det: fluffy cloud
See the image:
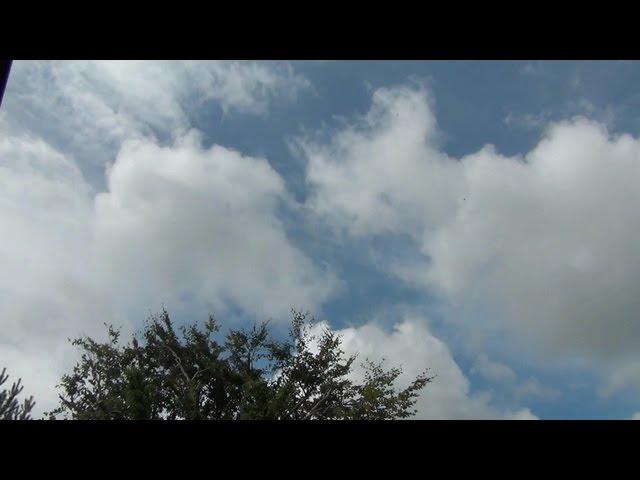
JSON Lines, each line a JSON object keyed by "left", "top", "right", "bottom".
{"left": 302, "top": 83, "right": 640, "bottom": 391}
{"left": 302, "top": 85, "right": 460, "bottom": 237}
{"left": 310, "top": 317, "right": 536, "bottom": 419}
{"left": 6, "top": 63, "right": 639, "bottom": 417}
{"left": 0, "top": 127, "right": 336, "bottom": 415}
{"left": 0, "top": 129, "right": 120, "bottom": 415}
{"left": 3, "top": 61, "right": 309, "bottom": 170}
{"left": 93, "top": 130, "right": 336, "bottom": 319}
{"left": 0, "top": 129, "right": 103, "bottom": 341}
{"left": 0, "top": 62, "right": 324, "bottom": 416}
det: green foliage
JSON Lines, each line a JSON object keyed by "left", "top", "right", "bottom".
{"left": 0, "top": 368, "right": 35, "bottom": 420}
{"left": 48, "top": 309, "right": 433, "bottom": 420}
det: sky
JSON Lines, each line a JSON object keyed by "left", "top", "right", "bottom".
{"left": 2, "top": 60, "right": 640, "bottom": 419}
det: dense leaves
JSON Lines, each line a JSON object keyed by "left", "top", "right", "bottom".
{"left": 0, "top": 368, "right": 35, "bottom": 420}
{"left": 48, "top": 310, "right": 433, "bottom": 420}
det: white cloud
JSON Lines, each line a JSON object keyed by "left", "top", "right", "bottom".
{"left": 423, "top": 119, "right": 640, "bottom": 361}
{"left": 470, "top": 355, "right": 559, "bottom": 401}
{"left": 302, "top": 83, "right": 640, "bottom": 392}
{"left": 0, "top": 130, "right": 121, "bottom": 416}
{"left": 471, "top": 353, "right": 517, "bottom": 383}
{"left": 514, "top": 378, "right": 560, "bottom": 401}
{"left": 0, "top": 61, "right": 323, "bottom": 416}
{"left": 6, "top": 64, "right": 640, "bottom": 418}
{"left": 3, "top": 60, "right": 309, "bottom": 169}
{"left": 310, "top": 317, "right": 536, "bottom": 419}
{"left": 93, "top": 130, "right": 336, "bottom": 319}
{"left": 0, "top": 130, "right": 101, "bottom": 340}
{"left": 0, "top": 127, "right": 336, "bottom": 415}
{"left": 302, "top": 85, "right": 460, "bottom": 238}
{"left": 504, "top": 99, "right": 616, "bottom": 132}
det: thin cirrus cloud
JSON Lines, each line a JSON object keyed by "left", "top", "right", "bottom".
{"left": 300, "top": 82, "right": 640, "bottom": 394}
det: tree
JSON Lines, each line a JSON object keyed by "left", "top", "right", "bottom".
{"left": 0, "top": 368, "right": 35, "bottom": 420}
{"left": 48, "top": 309, "right": 433, "bottom": 420}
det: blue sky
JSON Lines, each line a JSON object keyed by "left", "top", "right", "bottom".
{"left": 2, "top": 60, "right": 640, "bottom": 418}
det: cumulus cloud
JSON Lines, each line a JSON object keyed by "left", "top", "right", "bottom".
{"left": 93, "top": 130, "right": 336, "bottom": 319}
{"left": 0, "top": 129, "right": 121, "bottom": 415}
{"left": 302, "top": 85, "right": 460, "bottom": 238}
{"left": 3, "top": 60, "right": 309, "bottom": 169}
{"left": 310, "top": 317, "right": 536, "bottom": 419}
{"left": 0, "top": 127, "right": 336, "bottom": 414}
{"left": 6, "top": 63, "right": 638, "bottom": 417}
{"left": 0, "top": 129, "right": 103, "bottom": 340}
{"left": 302, "top": 83, "right": 640, "bottom": 391}
{"left": 0, "top": 61, "right": 324, "bottom": 415}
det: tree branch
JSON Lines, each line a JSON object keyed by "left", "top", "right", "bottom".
{"left": 303, "top": 386, "right": 334, "bottom": 420}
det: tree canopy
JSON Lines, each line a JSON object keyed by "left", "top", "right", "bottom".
{"left": 0, "top": 368, "right": 35, "bottom": 420}
{"left": 47, "top": 309, "right": 433, "bottom": 420}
